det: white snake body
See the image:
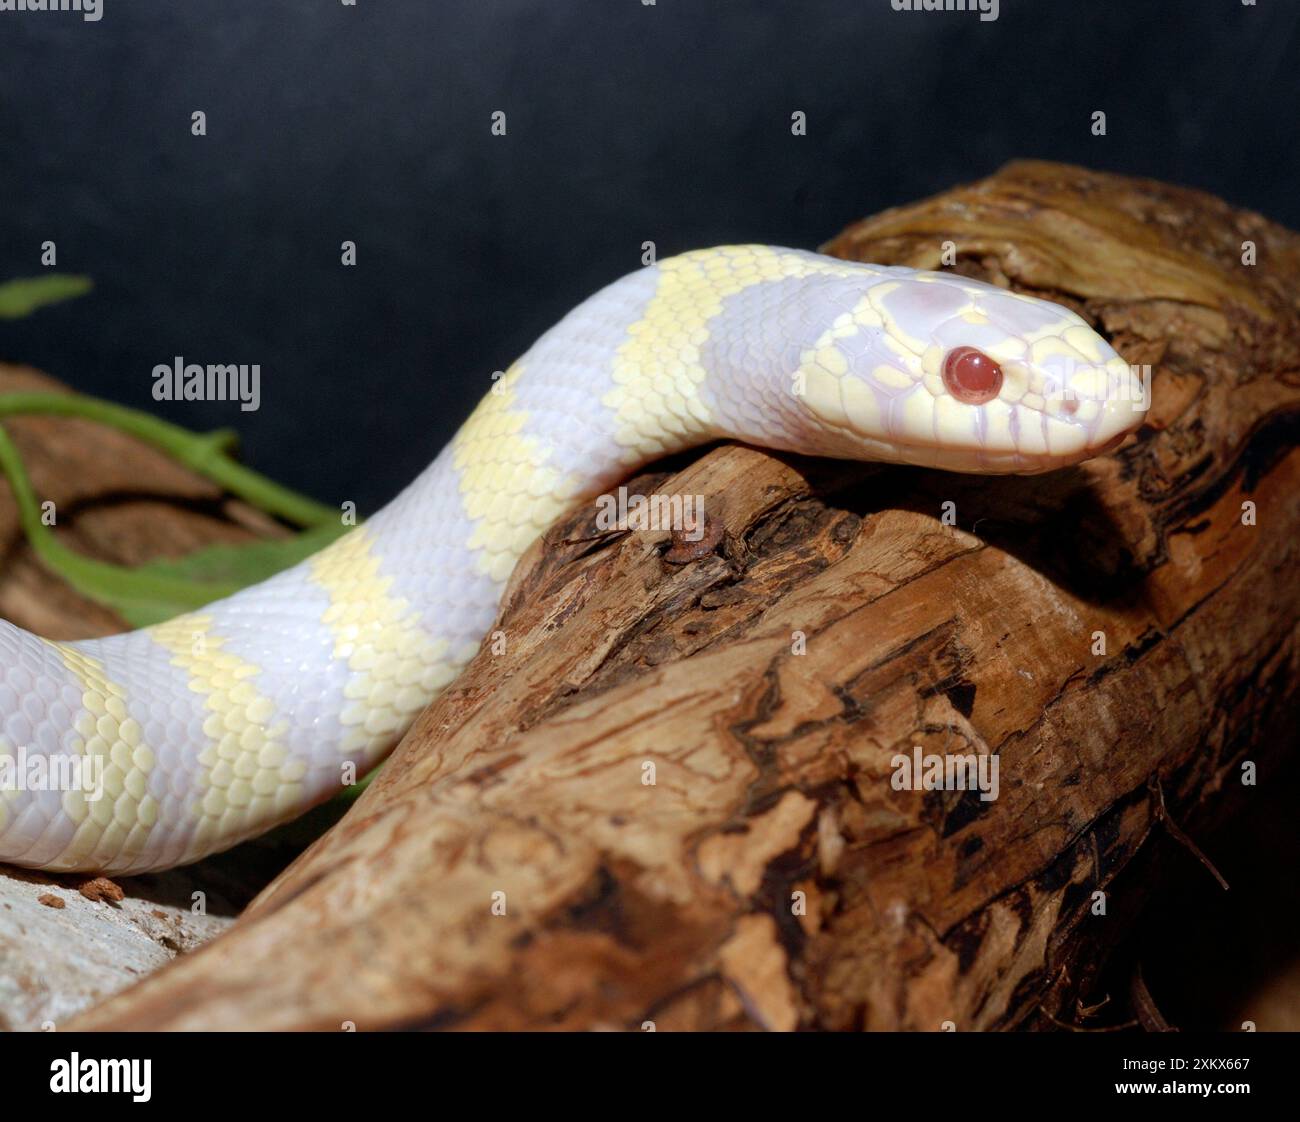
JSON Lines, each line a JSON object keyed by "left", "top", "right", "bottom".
{"left": 0, "top": 246, "right": 1145, "bottom": 873}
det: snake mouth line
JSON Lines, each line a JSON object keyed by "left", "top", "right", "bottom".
{"left": 1086, "top": 431, "right": 1132, "bottom": 457}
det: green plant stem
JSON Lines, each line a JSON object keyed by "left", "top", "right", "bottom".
{"left": 0, "top": 422, "right": 242, "bottom": 613}
{"left": 0, "top": 392, "right": 336, "bottom": 528}
{"left": 0, "top": 275, "right": 93, "bottom": 319}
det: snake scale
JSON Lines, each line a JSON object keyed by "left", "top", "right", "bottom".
{"left": 0, "top": 245, "right": 1146, "bottom": 873}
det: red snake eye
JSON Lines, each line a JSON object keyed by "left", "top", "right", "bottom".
{"left": 942, "top": 346, "right": 1003, "bottom": 405}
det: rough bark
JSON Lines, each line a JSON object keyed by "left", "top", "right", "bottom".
{"left": 0, "top": 365, "right": 308, "bottom": 1030}
{"left": 41, "top": 161, "right": 1300, "bottom": 1030}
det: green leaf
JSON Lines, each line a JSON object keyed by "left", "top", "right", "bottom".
{"left": 0, "top": 392, "right": 338, "bottom": 527}
{"left": 0, "top": 275, "right": 93, "bottom": 320}
{"left": 56, "top": 524, "right": 349, "bottom": 629}
{"left": 135, "top": 521, "right": 348, "bottom": 588}
{"left": 0, "top": 422, "right": 349, "bottom": 628}
{"left": 117, "top": 522, "right": 350, "bottom": 623}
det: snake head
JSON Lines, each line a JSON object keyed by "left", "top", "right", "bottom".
{"left": 797, "top": 270, "right": 1149, "bottom": 474}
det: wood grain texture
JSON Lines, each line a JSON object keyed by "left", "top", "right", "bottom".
{"left": 49, "top": 161, "right": 1300, "bottom": 1030}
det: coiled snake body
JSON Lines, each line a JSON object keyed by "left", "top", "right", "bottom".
{"left": 0, "top": 246, "right": 1145, "bottom": 872}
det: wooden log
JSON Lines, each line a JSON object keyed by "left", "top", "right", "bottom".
{"left": 53, "top": 161, "right": 1300, "bottom": 1030}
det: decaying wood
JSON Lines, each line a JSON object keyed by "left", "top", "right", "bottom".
{"left": 0, "top": 365, "right": 307, "bottom": 1030}
{"left": 30, "top": 161, "right": 1300, "bottom": 1030}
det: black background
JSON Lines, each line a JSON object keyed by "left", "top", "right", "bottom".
{"left": 1, "top": 0, "right": 1297, "bottom": 512}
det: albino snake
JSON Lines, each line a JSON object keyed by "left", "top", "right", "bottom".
{"left": 0, "top": 245, "right": 1147, "bottom": 873}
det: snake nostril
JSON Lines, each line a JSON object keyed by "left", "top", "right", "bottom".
{"left": 942, "top": 346, "right": 1003, "bottom": 406}
{"left": 1060, "top": 397, "right": 1080, "bottom": 416}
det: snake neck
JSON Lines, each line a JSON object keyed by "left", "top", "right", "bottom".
{"left": 0, "top": 247, "right": 873, "bottom": 873}
{"left": 440, "top": 246, "right": 891, "bottom": 573}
